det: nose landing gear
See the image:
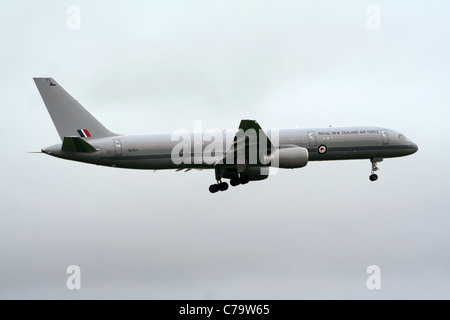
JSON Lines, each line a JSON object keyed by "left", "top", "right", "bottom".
{"left": 370, "top": 158, "right": 383, "bottom": 182}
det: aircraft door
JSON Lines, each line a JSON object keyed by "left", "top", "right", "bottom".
{"left": 307, "top": 131, "right": 317, "bottom": 147}
{"left": 114, "top": 139, "right": 122, "bottom": 156}
{"left": 381, "top": 130, "right": 389, "bottom": 144}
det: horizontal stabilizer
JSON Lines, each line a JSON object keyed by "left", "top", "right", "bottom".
{"left": 62, "top": 137, "right": 98, "bottom": 152}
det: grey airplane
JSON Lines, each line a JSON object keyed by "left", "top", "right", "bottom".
{"left": 34, "top": 78, "right": 418, "bottom": 193}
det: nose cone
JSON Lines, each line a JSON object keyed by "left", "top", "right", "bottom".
{"left": 408, "top": 142, "right": 418, "bottom": 155}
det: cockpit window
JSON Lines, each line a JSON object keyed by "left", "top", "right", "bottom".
{"left": 398, "top": 134, "right": 407, "bottom": 140}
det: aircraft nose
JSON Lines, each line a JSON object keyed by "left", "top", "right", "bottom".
{"left": 409, "top": 142, "right": 418, "bottom": 154}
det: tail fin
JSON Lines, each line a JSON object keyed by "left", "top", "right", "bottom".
{"left": 34, "top": 77, "right": 116, "bottom": 141}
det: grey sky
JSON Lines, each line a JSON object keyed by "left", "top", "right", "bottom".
{"left": 0, "top": 0, "right": 449, "bottom": 299}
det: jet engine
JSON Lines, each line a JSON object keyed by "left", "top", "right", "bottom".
{"left": 267, "top": 146, "right": 309, "bottom": 169}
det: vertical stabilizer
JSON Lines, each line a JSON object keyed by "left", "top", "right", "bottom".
{"left": 34, "top": 77, "right": 116, "bottom": 141}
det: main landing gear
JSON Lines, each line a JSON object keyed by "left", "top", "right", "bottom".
{"left": 209, "top": 171, "right": 250, "bottom": 193}
{"left": 369, "top": 158, "right": 383, "bottom": 182}
{"left": 230, "top": 175, "right": 250, "bottom": 187}
{"left": 209, "top": 182, "right": 229, "bottom": 193}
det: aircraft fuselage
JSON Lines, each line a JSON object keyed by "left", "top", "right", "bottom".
{"left": 42, "top": 126, "right": 418, "bottom": 170}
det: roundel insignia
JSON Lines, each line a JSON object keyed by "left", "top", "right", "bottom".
{"left": 318, "top": 145, "right": 327, "bottom": 154}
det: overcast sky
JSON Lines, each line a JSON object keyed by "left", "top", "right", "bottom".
{"left": 1, "top": 0, "right": 449, "bottom": 299}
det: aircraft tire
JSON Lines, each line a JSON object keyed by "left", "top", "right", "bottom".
{"left": 219, "top": 182, "right": 229, "bottom": 191}
{"left": 209, "top": 184, "right": 220, "bottom": 193}
{"left": 240, "top": 175, "right": 250, "bottom": 185}
{"left": 230, "top": 177, "right": 240, "bottom": 187}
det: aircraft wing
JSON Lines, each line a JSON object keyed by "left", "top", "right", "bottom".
{"left": 214, "top": 120, "right": 274, "bottom": 167}
{"left": 238, "top": 119, "right": 274, "bottom": 150}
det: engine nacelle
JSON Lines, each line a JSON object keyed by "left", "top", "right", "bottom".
{"left": 267, "top": 146, "right": 309, "bottom": 169}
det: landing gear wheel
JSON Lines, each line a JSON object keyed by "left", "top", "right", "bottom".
{"left": 369, "top": 158, "right": 382, "bottom": 182}
{"left": 230, "top": 177, "right": 240, "bottom": 187}
{"left": 219, "top": 182, "right": 229, "bottom": 191}
{"left": 209, "top": 184, "right": 220, "bottom": 193}
{"left": 240, "top": 175, "right": 250, "bottom": 185}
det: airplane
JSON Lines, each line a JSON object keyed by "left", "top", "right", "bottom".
{"left": 34, "top": 78, "right": 418, "bottom": 193}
